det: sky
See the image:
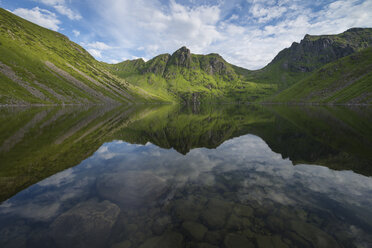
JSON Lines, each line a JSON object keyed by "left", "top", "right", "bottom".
{"left": 1, "top": 0, "right": 372, "bottom": 69}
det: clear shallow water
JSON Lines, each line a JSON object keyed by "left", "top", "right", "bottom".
{"left": 0, "top": 105, "right": 371, "bottom": 248}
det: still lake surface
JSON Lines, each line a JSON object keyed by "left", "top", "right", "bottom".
{"left": 0, "top": 104, "right": 371, "bottom": 248}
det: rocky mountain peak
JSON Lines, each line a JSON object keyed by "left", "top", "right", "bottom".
{"left": 169, "top": 46, "right": 192, "bottom": 67}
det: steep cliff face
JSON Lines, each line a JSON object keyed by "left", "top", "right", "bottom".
{"left": 250, "top": 28, "right": 372, "bottom": 88}
{"left": 271, "top": 28, "right": 372, "bottom": 73}
{"left": 167, "top": 46, "right": 192, "bottom": 68}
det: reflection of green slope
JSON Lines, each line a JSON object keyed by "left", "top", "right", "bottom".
{"left": 118, "top": 104, "right": 372, "bottom": 175}
{"left": 117, "top": 105, "right": 274, "bottom": 154}
{"left": 0, "top": 105, "right": 162, "bottom": 202}
{"left": 249, "top": 105, "right": 372, "bottom": 176}
{"left": 1, "top": 104, "right": 371, "bottom": 202}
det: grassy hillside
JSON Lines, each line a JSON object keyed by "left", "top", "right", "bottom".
{"left": 270, "top": 48, "right": 372, "bottom": 104}
{"left": 248, "top": 28, "right": 372, "bottom": 89}
{"left": 0, "top": 8, "right": 163, "bottom": 104}
{"left": 109, "top": 47, "right": 277, "bottom": 103}
{"left": 1, "top": 8, "right": 371, "bottom": 104}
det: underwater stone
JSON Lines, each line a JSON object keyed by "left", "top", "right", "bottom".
{"left": 233, "top": 204, "right": 254, "bottom": 217}
{"left": 111, "top": 240, "right": 132, "bottom": 248}
{"left": 226, "top": 214, "right": 252, "bottom": 230}
{"left": 200, "top": 198, "right": 232, "bottom": 229}
{"left": 224, "top": 233, "right": 255, "bottom": 248}
{"left": 255, "top": 234, "right": 289, "bottom": 248}
{"left": 182, "top": 221, "right": 208, "bottom": 241}
{"left": 138, "top": 232, "right": 183, "bottom": 248}
{"left": 51, "top": 199, "right": 120, "bottom": 248}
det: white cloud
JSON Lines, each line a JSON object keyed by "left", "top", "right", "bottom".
{"left": 12, "top": 7, "right": 61, "bottom": 31}
{"left": 86, "top": 41, "right": 112, "bottom": 50}
{"left": 37, "top": 0, "right": 81, "bottom": 20}
{"left": 72, "top": 29, "right": 80, "bottom": 37}
{"left": 87, "top": 49, "right": 102, "bottom": 58}
{"left": 84, "top": 0, "right": 371, "bottom": 69}
{"left": 83, "top": 41, "right": 113, "bottom": 59}
{"left": 54, "top": 4, "right": 81, "bottom": 20}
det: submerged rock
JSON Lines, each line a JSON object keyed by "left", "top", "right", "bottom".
{"left": 151, "top": 216, "right": 172, "bottom": 235}
{"left": 50, "top": 199, "right": 120, "bottom": 248}
{"left": 182, "top": 221, "right": 208, "bottom": 241}
{"left": 111, "top": 240, "right": 132, "bottom": 248}
{"left": 197, "top": 243, "right": 219, "bottom": 248}
{"left": 173, "top": 196, "right": 206, "bottom": 221}
{"left": 201, "top": 198, "right": 232, "bottom": 229}
{"left": 224, "top": 233, "right": 255, "bottom": 248}
{"left": 255, "top": 234, "right": 289, "bottom": 248}
{"left": 96, "top": 171, "right": 168, "bottom": 207}
{"left": 226, "top": 214, "right": 252, "bottom": 230}
{"left": 289, "top": 220, "right": 340, "bottom": 247}
{"left": 139, "top": 232, "right": 183, "bottom": 248}
{"left": 233, "top": 204, "right": 254, "bottom": 218}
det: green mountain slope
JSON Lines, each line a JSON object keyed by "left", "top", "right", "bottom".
{"left": 249, "top": 28, "right": 372, "bottom": 89}
{"left": 270, "top": 48, "right": 372, "bottom": 104}
{"left": 1, "top": 8, "right": 371, "bottom": 104}
{"left": 0, "top": 8, "right": 163, "bottom": 105}
{"left": 108, "top": 47, "right": 277, "bottom": 103}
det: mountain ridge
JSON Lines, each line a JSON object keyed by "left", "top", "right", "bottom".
{"left": 1, "top": 8, "right": 371, "bottom": 105}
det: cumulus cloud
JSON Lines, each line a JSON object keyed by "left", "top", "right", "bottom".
{"left": 37, "top": 0, "right": 81, "bottom": 20}
{"left": 84, "top": 0, "right": 372, "bottom": 69}
{"left": 72, "top": 29, "right": 80, "bottom": 37}
{"left": 83, "top": 41, "right": 113, "bottom": 59}
{"left": 12, "top": 7, "right": 61, "bottom": 31}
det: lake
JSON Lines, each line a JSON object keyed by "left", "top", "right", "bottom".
{"left": 0, "top": 104, "right": 371, "bottom": 248}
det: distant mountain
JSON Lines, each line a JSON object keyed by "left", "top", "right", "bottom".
{"left": 1, "top": 7, "right": 371, "bottom": 105}
{"left": 270, "top": 47, "right": 372, "bottom": 104}
{"left": 0, "top": 8, "right": 163, "bottom": 105}
{"left": 249, "top": 28, "right": 372, "bottom": 89}
{"left": 109, "top": 46, "right": 276, "bottom": 103}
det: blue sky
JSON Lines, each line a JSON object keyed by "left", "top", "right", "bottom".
{"left": 1, "top": 0, "right": 372, "bottom": 69}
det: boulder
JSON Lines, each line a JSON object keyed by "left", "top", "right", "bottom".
{"left": 51, "top": 199, "right": 120, "bottom": 248}
{"left": 224, "top": 233, "right": 255, "bottom": 248}
{"left": 139, "top": 232, "right": 183, "bottom": 248}
{"left": 182, "top": 221, "right": 208, "bottom": 241}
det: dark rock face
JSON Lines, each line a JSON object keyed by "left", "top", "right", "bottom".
{"left": 169, "top": 46, "right": 192, "bottom": 68}
{"left": 270, "top": 28, "right": 372, "bottom": 73}
{"left": 50, "top": 199, "right": 120, "bottom": 248}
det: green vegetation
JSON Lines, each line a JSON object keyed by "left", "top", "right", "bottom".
{"left": 1, "top": 104, "right": 371, "bottom": 202}
{"left": 0, "top": 8, "right": 164, "bottom": 104}
{"left": 108, "top": 47, "right": 277, "bottom": 103}
{"left": 0, "top": 8, "right": 371, "bottom": 104}
{"left": 270, "top": 48, "right": 372, "bottom": 104}
{"left": 248, "top": 28, "right": 372, "bottom": 89}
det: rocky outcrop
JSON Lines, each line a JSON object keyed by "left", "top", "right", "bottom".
{"left": 269, "top": 28, "right": 372, "bottom": 73}
{"left": 168, "top": 46, "right": 192, "bottom": 68}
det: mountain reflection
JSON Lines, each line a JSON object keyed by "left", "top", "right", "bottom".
{"left": 0, "top": 104, "right": 371, "bottom": 247}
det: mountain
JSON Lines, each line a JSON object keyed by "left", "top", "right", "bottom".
{"left": 270, "top": 48, "right": 372, "bottom": 104}
{"left": 108, "top": 46, "right": 277, "bottom": 103}
{"left": 1, "top": 8, "right": 371, "bottom": 105}
{"left": 249, "top": 28, "right": 372, "bottom": 89}
{"left": 0, "top": 8, "right": 163, "bottom": 105}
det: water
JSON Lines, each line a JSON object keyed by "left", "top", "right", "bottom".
{"left": 0, "top": 104, "right": 371, "bottom": 248}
